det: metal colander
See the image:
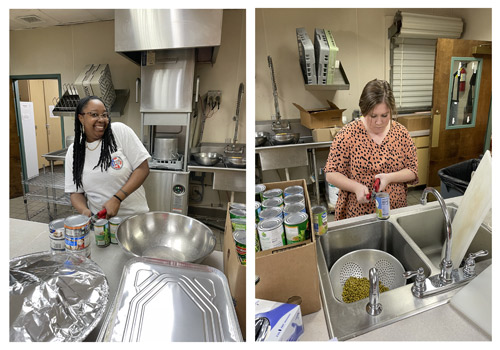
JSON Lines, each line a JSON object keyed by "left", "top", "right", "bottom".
{"left": 329, "top": 249, "right": 406, "bottom": 302}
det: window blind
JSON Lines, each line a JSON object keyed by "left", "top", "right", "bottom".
{"left": 389, "top": 11, "right": 463, "bottom": 112}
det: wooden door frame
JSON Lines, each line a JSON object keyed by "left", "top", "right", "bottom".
{"left": 428, "top": 39, "right": 492, "bottom": 187}
{"left": 10, "top": 74, "right": 63, "bottom": 186}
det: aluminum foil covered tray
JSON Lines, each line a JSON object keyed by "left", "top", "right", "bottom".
{"left": 98, "top": 257, "right": 243, "bottom": 342}
{"left": 9, "top": 251, "right": 109, "bottom": 342}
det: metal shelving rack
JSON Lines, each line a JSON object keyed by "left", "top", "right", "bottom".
{"left": 21, "top": 149, "right": 71, "bottom": 221}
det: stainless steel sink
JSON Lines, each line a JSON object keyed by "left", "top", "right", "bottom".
{"left": 316, "top": 203, "right": 492, "bottom": 340}
{"left": 396, "top": 205, "right": 492, "bottom": 269}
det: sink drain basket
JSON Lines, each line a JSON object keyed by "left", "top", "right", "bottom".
{"left": 329, "top": 249, "right": 405, "bottom": 302}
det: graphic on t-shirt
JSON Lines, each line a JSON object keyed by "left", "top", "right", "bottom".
{"left": 111, "top": 156, "right": 123, "bottom": 170}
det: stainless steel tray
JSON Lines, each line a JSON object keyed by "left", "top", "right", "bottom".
{"left": 98, "top": 257, "right": 242, "bottom": 342}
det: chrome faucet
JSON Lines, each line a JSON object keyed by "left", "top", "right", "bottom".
{"left": 366, "top": 268, "right": 382, "bottom": 316}
{"left": 420, "top": 187, "right": 453, "bottom": 283}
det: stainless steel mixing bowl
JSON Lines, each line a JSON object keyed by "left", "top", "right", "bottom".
{"left": 255, "top": 131, "right": 270, "bottom": 147}
{"left": 117, "top": 212, "right": 216, "bottom": 264}
{"left": 192, "top": 152, "right": 222, "bottom": 166}
{"left": 224, "top": 156, "right": 246, "bottom": 168}
{"left": 271, "top": 132, "right": 300, "bottom": 145}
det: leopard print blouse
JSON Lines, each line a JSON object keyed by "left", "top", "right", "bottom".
{"left": 324, "top": 119, "right": 418, "bottom": 220}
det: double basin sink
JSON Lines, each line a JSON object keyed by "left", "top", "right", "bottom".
{"left": 316, "top": 202, "right": 492, "bottom": 340}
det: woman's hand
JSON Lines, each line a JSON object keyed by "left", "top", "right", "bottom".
{"left": 102, "top": 196, "right": 121, "bottom": 218}
{"left": 374, "top": 173, "right": 391, "bottom": 192}
{"left": 355, "top": 183, "right": 371, "bottom": 204}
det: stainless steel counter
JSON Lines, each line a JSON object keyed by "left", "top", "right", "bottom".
{"left": 9, "top": 218, "right": 224, "bottom": 342}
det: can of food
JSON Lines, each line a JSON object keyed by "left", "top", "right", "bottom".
{"left": 262, "top": 188, "right": 283, "bottom": 201}
{"left": 283, "top": 202, "right": 306, "bottom": 217}
{"left": 255, "top": 202, "right": 262, "bottom": 223}
{"left": 255, "top": 223, "right": 261, "bottom": 252}
{"left": 311, "top": 205, "right": 328, "bottom": 235}
{"left": 64, "top": 215, "right": 91, "bottom": 257}
{"left": 48, "top": 218, "right": 65, "bottom": 252}
{"left": 230, "top": 202, "right": 246, "bottom": 211}
{"left": 94, "top": 218, "right": 110, "bottom": 247}
{"left": 230, "top": 209, "right": 246, "bottom": 220}
{"left": 284, "top": 185, "right": 304, "bottom": 197}
{"left": 283, "top": 193, "right": 305, "bottom": 206}
{"left": 108, "top": 216, "right": 123, "bottom": 244}
{"left": 231, "top": 218, "right": 246, "bottom": 231}
{"left": 233, "top": 230, "right": 246, "bottom": 265}
{"left": 258, "top": 206, "right": 283, "bottom": 222}
{"left": 284, "top": 212, "right": 310, "bottom": 244}
{"left": 257, "top": 218, "right": 286, "bottom": 250}
{"left": 261, "top": 197, "right": 283, "bottom": 209}
{"left": 255, "top": 184, "right": 266, "bottom": 202}
{"left": 375, "top": 193, "right": 390, "bottom": 220}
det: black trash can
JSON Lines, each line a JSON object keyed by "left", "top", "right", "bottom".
{"left": 438, "top": 157, "right": 481, "bottom": 199}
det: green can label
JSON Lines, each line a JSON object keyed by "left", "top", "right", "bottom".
{"left": 233, "top": 230, "right": 246, "bottom": 265}
{"left": 312, "top": 206, "right": 328, "bottom": 235}
{"left": 94, "top": 219, "right": 110, "bottom": 247}
{"left": 231, "top": 218, "right": 246, "bottom": 231}
{"left": 255, "top": 224, "right": 261, "bottom": 252}
{"left": 284, "top": 212, "right": 310, "bottom": 244}
{"left": 230, "top": 209, "right": 246, "bottom": 220}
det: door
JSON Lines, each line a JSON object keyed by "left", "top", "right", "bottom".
{"left": 428, "top": 38, "right": 492, "bottom": 187}
{"left": 10, "top": 80, "right": 23, "bottom": 198}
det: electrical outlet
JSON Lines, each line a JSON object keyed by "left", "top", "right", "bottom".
{"left": 191, "top": 185, "right": 201, "bottom": 196}
{"left": 207, "top": 90, "right": 222, "bottom": 108}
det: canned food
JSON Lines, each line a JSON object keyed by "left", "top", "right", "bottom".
{"left": 64, "top": 215, "right": 91, "bottom": 257}
{"left": 283, "top": 202, "right": 306, "bottom": 217}
{"left": 230, "top": 202, "right": 246, "bottom": 210}
{"left": 284, "top": 185, "right": 304, "bottom": 197}
{"left": 108, "top": 216, "right": 123, "bottom": 244}
{"left": 255, "top": 223, "right": 261, "bottom": 252}
{"left": 255, "top": 184, "right": 266, "bottom": 202}
{"left": 311, "top": 206, "right": 328, "bottom": 235}
{"left": 261, "top": 197, "right": 283, "bottom": 209}
{"left": 283, "top": 194, "right": 305, "bottom": 206}
{"left": 230, "top": 209, "right": 246, "bottom": 220}
{"left": 255, "top": 202, "right": 262, "bottom": 223}
{"left": 257, "top": 218, "right": 286, "bottom": 250}
{"left": 284, "top": 212, "right": 310, "bottom": 244}
{"left": 48, "top": 218, "right": 65, "bottom": 252}
{"left": 94, "top": 218, "right": 110, "bottom": 247}
{"left": 258, "top": 206, "right": 283, "bottom": 222}
{"left": 262, "top": 188, "right": 283, "bottom": 201}
{"left": 375, "top": 193, "right": 390, "bottom": 220}
{"left": 231, "top": 218, "right": 246, "bottom": 231}
{"left": 233, "top": 230, "right": 246, "bottom": 265}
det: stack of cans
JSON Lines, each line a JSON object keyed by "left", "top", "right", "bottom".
{"left": 230, "top": 203, "right": 246, "bottom": 265}
{"left": 255, "top": 185, "right": 310, "bottom": 252}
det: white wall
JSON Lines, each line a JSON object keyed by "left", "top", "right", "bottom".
{"left": 255, "top": 8, "right": 492, "bottom": 122}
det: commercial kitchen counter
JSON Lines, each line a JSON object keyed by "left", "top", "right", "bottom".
{"left": 300, "top": 196, "right": 492, "bottom": 341}
{"left": 9, "top": 218, "right": 224, "bottom": 342}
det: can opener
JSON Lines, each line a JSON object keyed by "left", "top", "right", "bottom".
{"left": 91, "top": 209, "right": 107, "bottom": 221}
{"left": 366, "top": 178, "right": 381, "bottom": 200}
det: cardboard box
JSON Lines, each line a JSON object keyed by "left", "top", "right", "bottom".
{"left": 293, "top": 100, "right": 345, "bottom": 129}
{"left": 256, "top": 179, "right": 321, "bottom": 316}
{"left": 223, "top": 208, "right": 246, "bottom": 338}
{"left": 397, "top": 115, "right": 431, "bottom": 132}
{"left": 312, "top": 126, "right": 341, "bottom": 142}
{"left": 255, "top": 299, "right": 304, "bottom": 341}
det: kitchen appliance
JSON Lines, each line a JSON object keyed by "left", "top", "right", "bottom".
{"left": 115, "top": 10, "right": 223, "bottom": 215}
{"left": 116, "top": 212, "right": 216, "bottom": 263}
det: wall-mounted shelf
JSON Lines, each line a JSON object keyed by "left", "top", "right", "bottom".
{"left": 52, "top": 89, "right": 129, "bottom": 118}
{"left": 304, "top": 62, "right": 350, "bottom": 91}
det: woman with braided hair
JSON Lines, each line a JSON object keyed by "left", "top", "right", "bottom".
{"left": 65, "top": 96, "right": 150, "bottom": 219}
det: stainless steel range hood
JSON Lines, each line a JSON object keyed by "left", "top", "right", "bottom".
{"left": 114, "top": 9, "right": 223, "bottom": 64}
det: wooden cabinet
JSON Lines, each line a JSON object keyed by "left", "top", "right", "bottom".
{"left": 412, "top": 135, "right": 430, "bottom": 187}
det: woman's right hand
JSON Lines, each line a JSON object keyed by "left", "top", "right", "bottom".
{"left": 355, "top": 183, "right": 370, "bottom": 204}
{"left": 82, "top": 208, "right": 92, "bottom": 217}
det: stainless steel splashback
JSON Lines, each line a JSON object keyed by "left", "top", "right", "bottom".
{"left": 140, "top": 49, "right": 195, "bottom": 113}
{"left": 115, "top": 9, "right": 223, "bottom": 64}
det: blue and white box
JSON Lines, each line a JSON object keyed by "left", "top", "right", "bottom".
{"left": 255, "top": 299, "right": 304, "bottom": 341}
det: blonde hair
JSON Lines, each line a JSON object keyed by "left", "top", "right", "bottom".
{"left": 359, "top": 79, "right": 396, "bottom": 117}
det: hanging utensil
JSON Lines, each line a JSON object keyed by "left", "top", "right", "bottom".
{"left": 267, "top": 56, "right": 290, "bottom": 131}
{"left": 232, "top": 83, "right": 244, "bottom": 144}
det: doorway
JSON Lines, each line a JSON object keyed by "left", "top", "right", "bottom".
{"left": 10, "top": 75, "right": 64, "bottom": 198}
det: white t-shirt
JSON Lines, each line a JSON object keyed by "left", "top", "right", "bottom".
{"left": 65, "top": 122, "right": 150, "bottom": 217}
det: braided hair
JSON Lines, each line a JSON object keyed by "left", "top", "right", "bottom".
{"left": 72, "top": 96, "right": 117, "bottom": 190}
